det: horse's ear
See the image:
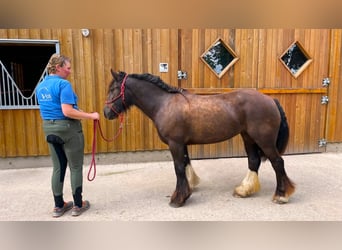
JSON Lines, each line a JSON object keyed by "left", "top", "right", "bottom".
{"left": 110, "top": 69, "right": 120, "bottom": 81}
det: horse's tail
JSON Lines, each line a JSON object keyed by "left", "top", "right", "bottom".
{"left": 274, "top": 98, "right": 289, "bottom": 155}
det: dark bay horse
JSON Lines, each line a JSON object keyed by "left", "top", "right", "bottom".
{"left": 103, "top": 70, "right": 295, "bottom": 207}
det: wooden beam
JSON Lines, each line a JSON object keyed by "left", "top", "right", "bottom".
{"left": 186, "top": 88, "right": 328, "bottom": 95}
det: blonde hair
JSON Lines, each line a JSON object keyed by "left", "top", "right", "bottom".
{"left": 47, "top": 53, "right": 71, "bottom": 74}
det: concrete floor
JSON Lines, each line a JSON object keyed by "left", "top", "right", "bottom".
{"left": 0, "top": 152, "right": 341, "bottom": 221}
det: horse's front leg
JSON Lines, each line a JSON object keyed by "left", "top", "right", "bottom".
{"left": 169, "top": 142, "right": 192, "bottom": 207}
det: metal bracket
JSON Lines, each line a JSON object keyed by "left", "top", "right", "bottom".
{"left": 177, "top": 70, "right": 187, "bottom": 80}
{"left": 318, "top": 139, "right": 327, "bottom": 147}
{"left": 321, "top": 95, "right": 329, "bottom": 104}
{"left": 322, "top": 77, "right": 330, "bottom": 87}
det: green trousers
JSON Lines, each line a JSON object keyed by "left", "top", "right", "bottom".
{"left": 43, "top": 119, "right": 84, "bottom": 208}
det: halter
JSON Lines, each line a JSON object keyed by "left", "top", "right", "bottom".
{"left": 105, "top": 73, "right": 128, "bottom": 116}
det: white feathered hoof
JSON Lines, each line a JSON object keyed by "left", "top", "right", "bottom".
{"left": 185, "top": 164, "right": 200, "bottom": 190}
{"left": 233, "top": 170, "right": 260, "bottom": 198}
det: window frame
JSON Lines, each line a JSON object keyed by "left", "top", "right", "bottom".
{"left": 279, "top": 40, "right": 313, "bottom": 79}
{"left": 200, "top": 37, "right": 239, "bottom": 79}
{"left": 0, "top": 39, "right": 60, "bottom": 110}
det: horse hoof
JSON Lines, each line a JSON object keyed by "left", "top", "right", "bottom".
{"left": 272, "top": 195, "right": 289, "bottom": 204}
{"left": 169, "top": 201, "right": 184, "bottom": 208}
{"left": 233, "top": 170, "right": 260, "bottom": 198}
{"left": 169, "top": 194, "right": 191, "bottom": 208}
{"left": 233, "top": 183, "right": 259, "bottom": 197}
{"left": 233, "top": 188, "right": 248, "bottom": 198}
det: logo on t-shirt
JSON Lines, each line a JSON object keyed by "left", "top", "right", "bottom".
{"left": 37, "top": 87, "right": 52, "bottom": 101}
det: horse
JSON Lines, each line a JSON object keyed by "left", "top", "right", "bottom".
{"left": 103, "top": 70, "right": 295, "bottom": 207}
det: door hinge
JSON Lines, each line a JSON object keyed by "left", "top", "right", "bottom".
{"left": 322, "top": 77, "right": 330, "bottom": 87}
{"left": 318, "top": 139, "right": 327, "bottom": 147}
{"left": 321, "top": 95, "right": 329, "bottom": 104}
{"left": 177, "top": 70, "right": 187, "bottom": 80}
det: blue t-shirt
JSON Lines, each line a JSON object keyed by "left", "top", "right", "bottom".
{"left": 36, "top": 75, "right": 78, "bottom": 120}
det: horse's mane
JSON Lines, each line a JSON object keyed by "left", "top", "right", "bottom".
{"left": 126, "top": 72, "right": 185, "bottom": 94}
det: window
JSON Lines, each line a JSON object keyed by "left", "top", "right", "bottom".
{"left": 0, "top": 39, "right": 59, "bottom": 109}
{"left": 280, "top": 41, "right": 312, "bottom": 79}
{"left": 201, "top": 38, "right": 239, "bottom": 78}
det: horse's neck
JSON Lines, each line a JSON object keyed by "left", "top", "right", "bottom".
{"left": 127, "top": 81, "right": 169, "bottom": 120}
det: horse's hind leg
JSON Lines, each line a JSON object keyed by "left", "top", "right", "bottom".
{"left": 233, "top": 133, "right": 261, "bottom": 198}
{"left": 169, "top": 143, "right": 192, "bottom": 207}
{"left": 267, "top": 154, "right": 295, "bottom": 203}
{"left": 184, "top": 146, "right": 200, "bottom": 189}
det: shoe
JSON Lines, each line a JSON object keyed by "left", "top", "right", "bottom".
{"left": 71, "top": 200, "right": 90, "bottom": 216}
{"left": 52, "top": 201, "right": 73, "bottom": 218}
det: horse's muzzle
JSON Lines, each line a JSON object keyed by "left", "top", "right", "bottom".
{"left": 103, "top": 106, "right": 117, "bottom": 120}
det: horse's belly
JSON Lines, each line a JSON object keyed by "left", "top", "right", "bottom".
{"left": 184, "top": 106, "right": 241, "bottom": 144}
{"left": 187, "top": 125, "right": 240, "bottom": 144}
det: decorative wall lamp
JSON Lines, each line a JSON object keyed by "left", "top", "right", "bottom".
{"left": 81, "top": 29, "right": 90, "bottom": 37}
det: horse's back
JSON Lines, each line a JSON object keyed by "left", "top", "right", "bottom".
{"left": 205, "top": 89, "right": 281, "bottom": 133}
{"left": 185, "top": 89, "right": 277, "bottom": 114}
{"left": 232, "top": 89, "right": 277, "bottom": 109}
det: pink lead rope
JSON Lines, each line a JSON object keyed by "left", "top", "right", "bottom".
{"left": 87, "top": 115, "right": 124, "bottom": 181}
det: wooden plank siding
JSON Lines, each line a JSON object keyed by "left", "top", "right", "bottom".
{"left": 326, "top": 29, "right": 342, "bottom": 142}
{"left": 0, "top": 29, "right": 341, "bottom": 159}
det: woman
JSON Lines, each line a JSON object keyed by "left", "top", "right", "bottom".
{"left": 36, "top": 53, "right": 100, "bottom": 217}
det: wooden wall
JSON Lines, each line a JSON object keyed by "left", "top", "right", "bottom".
{"left": 326, "top": 29, "right": 342, "bottom": 142}
{"left": 0, "top": 29, "right": 341, "bottom": 158}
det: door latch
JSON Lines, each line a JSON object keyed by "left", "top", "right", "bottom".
{"left": 321, "top": 96, "right": 329, "bottom": 104}
{"left": 177, "top": 70, "right": 187, "bottom": 80}
{"left": 322, "top": 77, "right": 330, "bottom": 87}
{"left": 318, "top": 139, "right": 327, "bottom": 147}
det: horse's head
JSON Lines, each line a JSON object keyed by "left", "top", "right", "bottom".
{"left": 103, "top": 69, "right": 128, "bottom": 120}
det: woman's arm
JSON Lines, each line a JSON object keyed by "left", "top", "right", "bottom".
{"left": 62, "top": 104, "right": 100, "bottom": 120}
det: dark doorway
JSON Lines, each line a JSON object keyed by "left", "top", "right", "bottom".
{"left": 0, "top": 41, "right": 57, "bottom": 97}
